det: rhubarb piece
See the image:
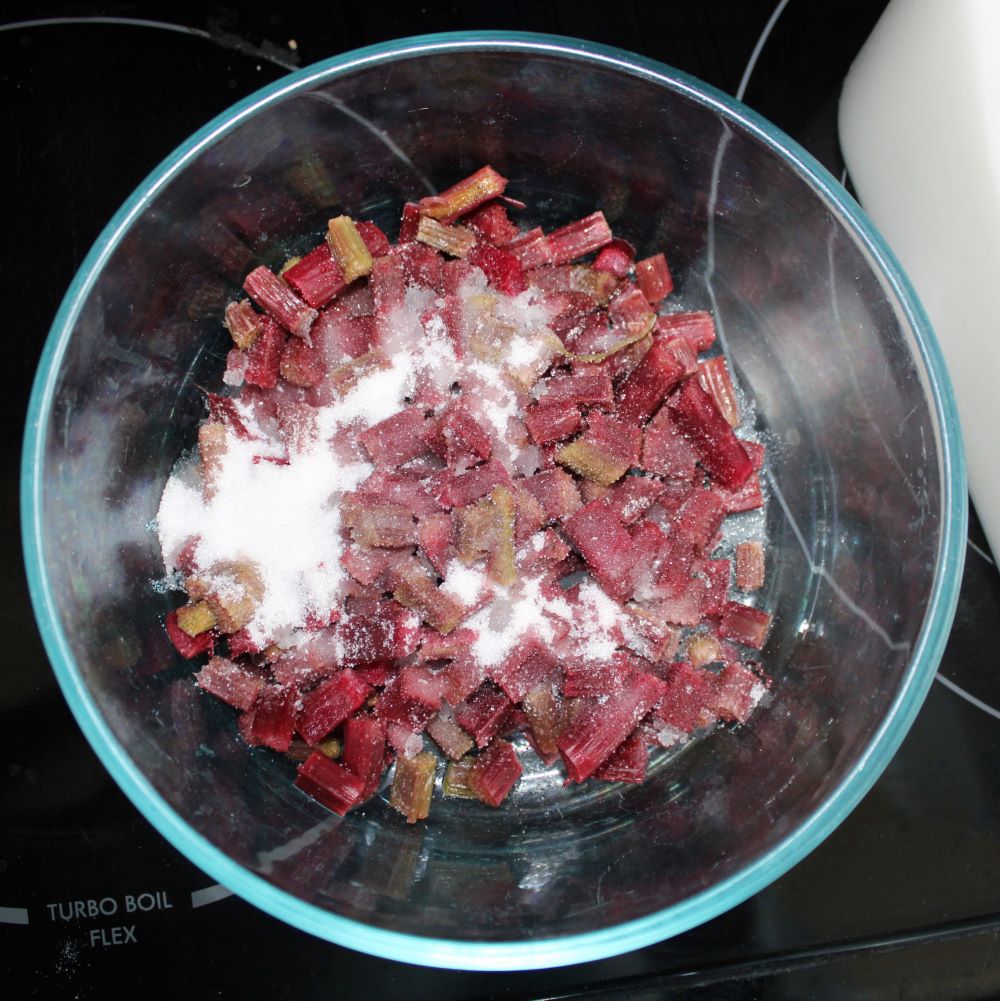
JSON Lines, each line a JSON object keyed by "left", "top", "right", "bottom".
{"left": 358, "top": 406, "right": 431, "bottom": 466}
{"left": 605, "top": 475, "right": 664, "bottom": 525}
{"left": 186, "top": 560, "right": 264, "bottom": 634}
{"left": 528, "top": 265, "right": 618, "bottom": 305}
{"left": 398, "top": 202, "right": 421, "bottom": 242}
{"left": 298, "top": 669, "right": 371, "bottom": 746}
{"left": 417, "top": 514, "right": 453, "bottom": 577}
{"left": 355, "top": 220, "right": 391, "bottom": 258}
{"left": 437, "top": 458, "right": 512, "bottom": 509}
{"left": 243, "top": 683, "right": 297, "bottom": 752}
{"left": 389, "top": 751, "right": 437, "bottom": 823}
{"left": 467, "top": 243, "right": 528, "bottom": 296}
{"left": 442, "top": 757, "right": 480, "bottom": 799}
{"left": 594, "top": 731, "right": 649, "bottom": 783}
{"left": 165, "top": 609, "right": 215, "bottom": 659}
{"left": 423, "top": 401, "right": 492, "bottom": 467}
{"left": 641, "top": 404, "right": 698, "bottom": 480}
{"left": 593, "top": 239, "right": 635, "bottom": 278}
{"left": 195, "top": 656, "right": 264, "bottom": 712}
{"left": 283, "top": 245, "right": 349, "bottom": 309}
{"left": 687, "top": 633, "right": 723, "bottom": 669}
{"left": 417, "top": 166, "right": 508, "bottom": 225}
{"left": 341, "top": 500, "right": 418, "bottom": 548}
{"left": 416, "top": 216, "right": 476, "bottom": 258}
{"left": 524, "top": 398, "right": 582, "bottom": 446}
{"left": 634, "top": 253, "right": 674, "bottom": 303}
{"left": 698, "top": 355, "right": 741, "bottom": 428}
{"left": 716, "top": 472, "right": 765, "bottom": 514}
{"left": 709, "top": 662, "right": 768, "bottom": 724}
{"left": 669, "top": 377, "right": 753, "bottom": 490}
{"left": 469, "top": 740, "right": 522, "bottom": 807}
{"left": 718, "top": 602, "right": 772, "bottom": 649}
{"left": 735, "top": 541, "right": 765, "bottom": 591}
{"left": 608, "top": 285, "right": 654, "bottom": 326}
{"left": 426, "top": 709, "right": 475, "bottom": 761}
{"left": 557, "top": 670, "right": 665, "bottom": 782}
{"left": 454, "top": 682, "right": 513, "bottom": 748}
{"left": 243, "top": 265, "right": 318, "bottom": 340}
{"left": 522, "top": 683, "right": 564, "bottom": 762}
{"left": 546, "top": 211, "right": 614, "bottom": 265}
{"left": 564, "top": 498, "right": 640, "bottom": 602}
{"left": 506, "top": 227, "right": 554, "bottom": 268}
{"left": 655, "top": 661, "right": 716, "bottom": 733}
{"left": 465, "top": 202, "right": 521, "bottom": 245}
{"left": 538, "top": 367, "right": 614, "bottom": 409}
{"left": 522, "top": 467, "right": 583, "bottom": 522}
{"left": 326, "top": 215, "right": 375, "bottom": 284}
{"left": 224, "top": 299, "right": 263, "bottom": 349}
{"left": 615, "top": 337, "right": 686, "bottom": 426}
{"left": 698, "top": 558, "right": 732, "bottom": 617}
{"left": 175, "top": 600, "right": 216, "bottom": 637}
{"left": 489, "top": 642, "right": 559, "bottom": 703}
{"left": 556, "top": 411, "right": 642, "bottom": 486}
{"left": 341, "top": 715, "right": 389, "bottom": 799}
{"left": 655, "top": 311, "right": 717, "bottom": 352}
{"left": 386, "top": 558, "right": 467, "bottom": 634}
{"left": 295, "top": 751, "right": 367, "bottom": 816}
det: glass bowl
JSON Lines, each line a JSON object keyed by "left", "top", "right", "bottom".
{"left": 21, "top": 32, "right": 966, "bottom": 970}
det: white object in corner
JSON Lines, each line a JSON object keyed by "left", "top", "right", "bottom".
{"left": 839, "top": 0, "right": 1000, "bottom": 563}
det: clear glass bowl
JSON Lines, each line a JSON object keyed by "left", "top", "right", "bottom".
{"left": 21, "top": 33, "right": 966, "bottom": 970}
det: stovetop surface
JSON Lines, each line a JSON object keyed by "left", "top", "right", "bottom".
{"left": 3, "top": 3, "right": 1000, "bottom": 998}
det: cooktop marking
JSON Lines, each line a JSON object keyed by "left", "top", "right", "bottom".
{"left": 0, "top": 906, "right": 29, "bottom": 925}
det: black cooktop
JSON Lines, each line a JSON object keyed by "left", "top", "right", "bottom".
{"left": 4, "top": 3, "right": 1000, "bottom": 998}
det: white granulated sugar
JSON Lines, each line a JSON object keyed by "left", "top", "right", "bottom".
{"left": 566, "top": 579, "right": 630, "bottom": 662}
{"left": 467, "top": 574, "right": 565, "bottom": 667}
{"left": 440, "top": 561, "right": 487, "bottom": 605}
{"left": 157, "top": 425, "right": 370, "bottom": 645}
{"left": 318, "top": 359, "right": 415, "bottom": 433}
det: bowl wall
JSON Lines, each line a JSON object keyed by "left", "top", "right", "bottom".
{"left": 23, "top": 35, "right": 965, "bottom": 968}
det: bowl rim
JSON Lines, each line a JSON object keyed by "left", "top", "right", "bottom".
{"left": 21, "top": 29, "right": 968, "bottom": 971}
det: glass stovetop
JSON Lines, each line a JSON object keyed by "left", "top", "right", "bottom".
{"left": 3, "top": 3, "right": 999, "bottom": 997}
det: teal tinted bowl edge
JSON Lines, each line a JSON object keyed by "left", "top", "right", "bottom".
{"left": 20, "top": 31, "right": 967, "bottom": 971}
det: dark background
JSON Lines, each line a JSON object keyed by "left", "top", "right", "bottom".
{"left": 3, "top": 3, "right": 1000, "bottom": 998}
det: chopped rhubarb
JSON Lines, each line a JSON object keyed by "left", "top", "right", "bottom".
{"left": 195, "top": 656, "right": 264, "bottom": 712}
{"left": 243, "top": 265, "right": 318, "bottom": 341}
{"left": 546, "top": 211, "right": 614, "bottom": 265}
{"left": 655, "top": 311, "right": 717, "bottom": 352}
{"left": 416, "top": 215, "right": 477, "bottom": 258}
{"left": 341, "top": 715, "right": 389, "bottom": 799}
{"left": 156, "top": 165, "right": 777, "bottom": 822}
{"left": 166, "top": 609, "right": 214, "bottom": 658}
{"left": 469, "top": 740, "right": 523, "bottom": 807}
{"left": 454, "top": 682, "right": 513, "bottom": 748}
{"left": 615, "top": 337, "right": 686, "bottom": 426}
{"left": 389, "top": 751, "right": 437, "bottom": 823}
{"left": 634, "top": 253, "right": 674, "bottom": 303}
{"left": 698, "top": 355, "right": 741, "bottom": 428}
{"left": 243, "top": 316, "right": 286, "bottom": 389}
{"left": 557, "top": 670, "right": 665, "bottom": 782}
{"left": 283, "top": 245, "right": 349, "bottom": 309}
{"left": 417, "top": 165, "right": 508, "bottom": 225}
{"left": 594, "top": 731, "right": 649, "bottom": 783}
{"left": 669, "top": 377, "right": 753, "bottom": 490}
{"left": 524, "top": 398, "right": 583, "bottom": 446}
{"left": 295, "top": 752, "right": 366, "bottom": 816}
{"left": 718, "top": 602, "right": 772, "bottom": 649}
{"left": 224, "top": 299, "right": 262, "bottom": 349}
{"left": 556, "top": 411, "right": 641, "bottom": 486}
{"left": 243, "top": 683, "right": 297, "bottom": 752}
{"left": 467, "top": 243, "right": 528, "bottom": 296}
{"left": 735, "top": 541, "right": 765, "bottom": 591}
{"left": 326, "top": 215, "right": 374, "bottom": 284}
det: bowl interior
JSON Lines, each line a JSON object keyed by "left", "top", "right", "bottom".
{"left": 24, "top": 37, "right": 962, "bottom": 967}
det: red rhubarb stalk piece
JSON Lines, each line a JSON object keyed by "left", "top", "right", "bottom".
{"left": 454, "top": 682, "right": 513, "bottom": 748}
{"left": 467, "top": 243, "right": 528, "bottom": 295}
{"left": 295, "top": 751, "right": 367, "bottom": 816}
{"left": 165, "top": 610, "right": 215, "bottom": 659}
{"left": 735, "top": 541, "right": 765, "bottom": 591}
{"left": 615, "top": 337, "right": 686, "bottom": 425}
{"left": 669, "top": 377, "right": 753, "bottom": 490}
{"left": 243, "top": 265, "right": 318, "bottom": 340}
{"left": 465, "top": 202, "right": 521, "bottom": 245}
{"left": 546, "top": 211, "right": 614, "bottom": 265}
{"left": 594, "top": 731, "right": 649, "bottom": 783}
{"left": 341, "top": 715, "right": 389, "bottom": 799}
{"left": 194, "top": 656, "right": 263, "bottom": 711}
{"left": 557, "top": 670, "right": 665, "bottom": 782}
{"left": 593, "top": 239, "right": 635, "bottom": 278}
{"left": 655, "top": 311, "right": 716, "bottom": 352}
{"left": 563, "top": 498, "right": 641, "bottom": 602}
{"left": 697, "top": 355, "right": 741, "bottom": 428}
{"left": 358, "top": 406, "right": 431, "bottom": 466}
{"left": 718, "top": 602, "right": 772, "bottom": 649}
{"left": 243, "top": 317, "right": 286, "bottom": 389}
{"left": 505, "top": 227, "right": 554, "bottom": 268}
{"left": 297, "top": 669, "right": 371, "bottom": 746}
{"left": 417, "top": 166, "right": 508, "bottom": 225}
{"left": 524, "top": 398, "right": 582, "bottom": 446}
{"left": 469, "top": 740, "right": 523, "bottom": 807}
{"left": 283, "top": 245, "right": 349, "bottom": 309}
{"left": 634, "top": 253, "right": 674, "bottom": 303}
{"left": 243, "top": 683, "right": 297, "bottom": 752}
